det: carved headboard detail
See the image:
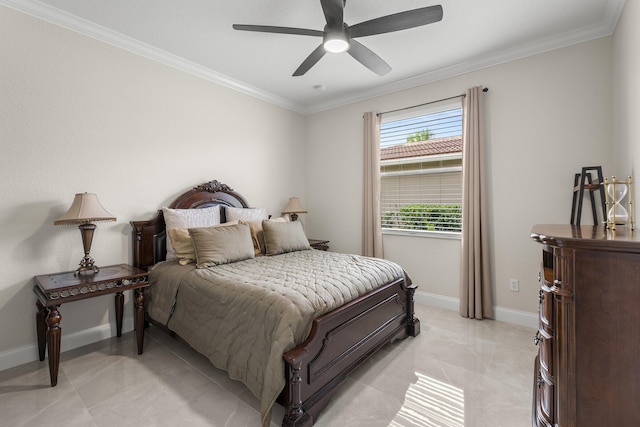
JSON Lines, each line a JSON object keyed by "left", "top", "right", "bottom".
{"left": 130, "top": 180, "right": 250, "bottom": 270}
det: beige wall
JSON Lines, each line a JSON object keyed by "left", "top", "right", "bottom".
{"left": 612, "top": 0, "right": 640, "bottom": 199}
{"left": 305, "top": 37, "right": 613, "bottom": 324}
{"left": 0, "top": 6, "right": 306, "bottom": 369}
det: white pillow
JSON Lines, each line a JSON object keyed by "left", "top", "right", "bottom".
{"left": 162, "top": 205, "right": 221, "bottom": 260}
{"left": 225, "top": 206, "right": 269, "bottom": 222}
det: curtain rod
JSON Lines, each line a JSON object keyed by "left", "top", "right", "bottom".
{"left": 377, "top": 87, "right": 489, "bottom": 116}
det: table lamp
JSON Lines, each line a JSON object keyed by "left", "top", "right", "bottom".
{"left": 282, "top": 197, "right": 307, "bottom": 221}
{"left": 54, "top": 193, "right": 116, "bottom": 275}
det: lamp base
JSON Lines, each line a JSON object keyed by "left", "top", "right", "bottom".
{"left": 75, "top": 256, "right": 99, "bottom": 276}
{"left": 74, "top": 223, "right": 100, "bottom": 276}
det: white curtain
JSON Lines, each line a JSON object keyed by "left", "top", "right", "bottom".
{"left": 362, "top": 112, "right": 383, "bottom": 258}
{"left": 459, "top": 86, "right": 493, "bottom": 319}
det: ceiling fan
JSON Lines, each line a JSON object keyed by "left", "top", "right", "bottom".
{"left": 233, "top": 0, "right": 443, "bottom": 77}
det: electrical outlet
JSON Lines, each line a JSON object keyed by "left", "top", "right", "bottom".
{"left": 510, "top": 279, "right": 519, "bottom": 292}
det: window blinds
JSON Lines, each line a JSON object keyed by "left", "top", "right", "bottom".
{"left": 380, "top": 106, "right": 463, "bottom": 233}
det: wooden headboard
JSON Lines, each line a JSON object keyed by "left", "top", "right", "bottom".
{"left": 130, "top": 180, "right": 249, "bottom": 270}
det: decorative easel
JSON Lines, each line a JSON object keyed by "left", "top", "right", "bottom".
{"left": 570, "top": 166, "right": 606, "bottom": 225}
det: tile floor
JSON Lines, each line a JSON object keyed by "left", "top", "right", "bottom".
{"left": 0, "top": 304, "right": 537, "bottom": 426}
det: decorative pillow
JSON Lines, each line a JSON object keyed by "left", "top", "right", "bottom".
{"left": 262, "top": 220, "right": 311, "bottom": 256}
{"left": 162, "top": 205, "right": 221, "bottom": 260}
{"left": 225, "top": 206, "right": 269, "bottom": 223}
{"left": 188, "top": 223, "right": 254, "bottom": 268}
{"left": 270, "top": 217, "right": 289, "bottom": 222}
{"left": 168, "top": 221, "right": 239, "bottom": 265}
{"left": 241, "top": 216, "right": 288, "bottom": 256}
{"left": 166, "top": 228, "right": 193, "bottom": 265}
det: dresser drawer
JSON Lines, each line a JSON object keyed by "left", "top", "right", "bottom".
{"left": 537, "top": 369, "right": 555, "bottom": 425}
{"left": 538, "top": 287, "right": 554, "bottom": 333}
{"left": 533, "top": 356, "right": 554, "bottom": 427}
{"left": 536, "top": 329, "right": 554, "bottom": 375}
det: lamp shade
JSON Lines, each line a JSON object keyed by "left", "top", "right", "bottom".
{"left": 54, "top": 193, "right": 116, "bottom": 225}
{"left": 282, "top": 197, "right": 307, "bottom": 214}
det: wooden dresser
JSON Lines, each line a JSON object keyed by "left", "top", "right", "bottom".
{"left": 530, "top": 224, "right": 640, "bottom": 426}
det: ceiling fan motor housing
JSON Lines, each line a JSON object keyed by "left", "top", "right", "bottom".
{"left": 323, "top": 24, "right": 350, "bottom": 53}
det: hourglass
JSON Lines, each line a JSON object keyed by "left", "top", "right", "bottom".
{"left": 604, "top": 176, "right": 635, "bottom": 230}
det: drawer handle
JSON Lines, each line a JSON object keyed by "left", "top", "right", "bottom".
{"left": 551, "top": 286, "right": 573, "bottom": 298}
{"left": 537, "top": 372, "right": 543, "bottom": 388}
{"left": 534, "top": 331, "right": 542, "bottom": 345}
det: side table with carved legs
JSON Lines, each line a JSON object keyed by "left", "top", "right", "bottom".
{"left": 33, "top": 264, "right": 149, "bottom": 386}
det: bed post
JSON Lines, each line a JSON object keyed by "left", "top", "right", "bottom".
{"left": 282, "top": 351, "right": 312, "bottom": 427}
{"left": 405, "top": 283, "right": 420, "bottom": 337}
{"left": 130, "top": 211, "right": 165, "bottom": 270}
{"left": 131, "top": 223, "right": 144, "bottom": 269}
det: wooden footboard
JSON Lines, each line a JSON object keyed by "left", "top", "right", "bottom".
{"left": 280, "top": 277, "right": 419, "bottom": 426}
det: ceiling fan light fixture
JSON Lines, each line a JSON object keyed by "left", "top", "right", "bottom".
{"left": 323, "top": 31, "right": 349, "bottom": 53}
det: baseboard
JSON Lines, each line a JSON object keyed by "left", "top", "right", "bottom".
{"left": 414, "top": 290, "right": 459, "bottom": 311}
{"left": 493, "top": 305, "right": 538, "bottom": 329}
{"left": 415, "top": 291, "right": 538, "bottom": 329}
{"left": 0, "top": 318, "right": 134, "bottom": 372}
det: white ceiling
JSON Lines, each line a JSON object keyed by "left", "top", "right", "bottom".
{"left": 3, "top": 0, "right": 625, "bottom": 114}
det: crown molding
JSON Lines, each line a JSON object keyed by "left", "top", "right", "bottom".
{"left": 0, "top": 0, "right": 306, "bottom": 113}
{"left": 305, "top": 10, "right": 624, "bottom": 114}
{"left": 2, "top": 0, "right": 625, "bottom": 116}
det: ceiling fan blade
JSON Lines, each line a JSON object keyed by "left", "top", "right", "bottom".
{"left": 293, "top": 44, "right": 327, "bottom": 76}
{"left": 321, "top": 0, "right": 344, "bottom": 29}
{"left": 347, "top": 39, "right": 391, "bottom": 76}
{"left": 233, "top": 24, "right": 323, "bottom": 37}
{"left": 349, "top": 5, "right": 443, "bottom": 38}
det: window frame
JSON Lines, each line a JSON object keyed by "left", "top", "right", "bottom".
{"left": 379, "top": 100, "right": 463, "bottom": 238}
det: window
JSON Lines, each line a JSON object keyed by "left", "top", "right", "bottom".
{"left": 380, "top": 100, "right": 463, "bottom": 234}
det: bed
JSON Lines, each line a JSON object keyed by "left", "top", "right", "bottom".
{"left": 130, "top": 179, "right": 420, "bottom": 426}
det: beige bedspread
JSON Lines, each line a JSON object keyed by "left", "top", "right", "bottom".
{"left": 147, "top": 249, "right": 407, "bottom": 426}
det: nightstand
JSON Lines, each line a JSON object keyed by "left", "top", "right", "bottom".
{"left": 308, "top": 239, "right": 330, "bottom": 251}
{"left": 33, "top": 264, "right": 149, "bottom": 386}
